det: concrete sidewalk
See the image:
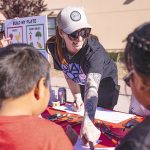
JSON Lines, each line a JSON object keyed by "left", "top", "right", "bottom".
{"left": 50, "top": 74, "right": 132, "bottom": 113}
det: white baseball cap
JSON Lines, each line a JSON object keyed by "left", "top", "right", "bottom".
{"left": 57, "top": 6, "right": 92, "bottom": 34}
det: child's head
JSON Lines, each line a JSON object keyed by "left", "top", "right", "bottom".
{"left": 125, "top": 22, "right": 150, "bottom": 74}
{"left": 0, "top": 43, "right": 50, "bottom": 115}
{"left": 124, "top": 22, "right": 150, "bottom": 109}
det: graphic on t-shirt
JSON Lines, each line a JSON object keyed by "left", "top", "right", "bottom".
{"left": 61, "top": 63, "right": 86, "bottom": 85}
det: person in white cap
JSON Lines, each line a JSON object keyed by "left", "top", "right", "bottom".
{"left": 46, "top": 6, "right": 119, "bottom": 146}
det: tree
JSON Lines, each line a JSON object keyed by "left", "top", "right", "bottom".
{"left": 123, "top": 0, "right": 135, "bottom": 5}
{"left": 0, "top": 0, "right": 47, "bottom": 19}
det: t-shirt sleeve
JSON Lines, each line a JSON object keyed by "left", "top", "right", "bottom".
{"left": 88, "top": 49, "right": 105, "bottom": 74}
{"left": 87, "top": 38, "right": 106, "bottom": 75}
{"left": 84, "top": 36, "right": 118, "bottom": 84}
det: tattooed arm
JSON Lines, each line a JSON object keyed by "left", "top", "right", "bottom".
{"left": 84, "top": 72, "right": 101, "bottom": 121}
{"left": 80, "top": 73, "right": 101, "bottom": 145}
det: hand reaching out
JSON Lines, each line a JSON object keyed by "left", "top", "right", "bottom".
{"left": 73, "top": 99, "right": 84, "bottom": 112}
{"left": 80, "top": 119, "right": 101, "bottom": 147}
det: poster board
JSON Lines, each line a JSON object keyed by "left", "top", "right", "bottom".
{"left": 4, "top": 15, "right": 48, "bottom": 59}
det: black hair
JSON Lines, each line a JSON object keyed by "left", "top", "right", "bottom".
{"left": 125, "top": 22, "right": 150, "bottom": 79}
{"left": 0, "top": 43, "right": 50, "bottom": 106}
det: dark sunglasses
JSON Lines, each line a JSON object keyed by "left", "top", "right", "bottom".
{"left": 123, "top": 70, "right": 134, "bottom": 87}
{"left": 67, "top": 28, "right": 91, "bottom": 41}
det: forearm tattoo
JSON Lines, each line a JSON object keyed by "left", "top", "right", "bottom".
{"left": 84, "top": 73, "right": 101, "bottom": 121}
{"left": 85, "top": 73, "right": 101, "bottom": 91}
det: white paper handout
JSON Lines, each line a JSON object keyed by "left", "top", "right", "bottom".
{"left": 53, "top": 103, "right": 135, "bottom": 123}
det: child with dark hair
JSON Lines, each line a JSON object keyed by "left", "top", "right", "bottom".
{"left": 0, "top": 43, "right": 73, "bottom": 150}
{"left": 115, "top": 22, "right": 150, "bottom": 150}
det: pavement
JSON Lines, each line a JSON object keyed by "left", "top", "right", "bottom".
{"left": 50, "top": 72, "right": 132, "bottom": 113}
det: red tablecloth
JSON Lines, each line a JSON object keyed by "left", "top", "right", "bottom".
{"left": 42, "top": 105, "right": 143, "bottom": 149}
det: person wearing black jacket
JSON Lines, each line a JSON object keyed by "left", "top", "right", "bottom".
{"left": 46, "top": 6, "right": 119, "bottom": 146}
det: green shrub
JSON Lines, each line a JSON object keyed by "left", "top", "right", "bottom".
{"left": 107, "top": 51, "right": 124, "bottom": 62}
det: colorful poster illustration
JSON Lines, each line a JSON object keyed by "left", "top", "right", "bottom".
{"left": 26, "top": 24, "right": 45, "bottom": 50}
{"left": 5, "top": 16, "right": 48, "bottom": 58}
{"left": 7, "top": 26, "right": 23, "bottom": 44}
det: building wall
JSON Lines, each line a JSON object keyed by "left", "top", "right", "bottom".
{"left": 44, "top": 0, "right": 150, "bottom": 49}
{"left": 1, "top": 0, "right": 150, "bottom": 49}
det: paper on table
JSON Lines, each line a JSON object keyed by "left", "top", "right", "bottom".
{"left": 53, "top": 103, "right": 84, "bottom": 115}
{"left": 74, "top": 137, "right": 115, "bottom": 150}
{"left": 95, "top": 107, "right": 135, "bottom": 123}
{"left": 53, "top": 103, "right": 135, "bottom": 123}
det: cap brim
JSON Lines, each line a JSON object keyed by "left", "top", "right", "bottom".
{"left": 63, "top": 23, "right": 92, "bottom": 34}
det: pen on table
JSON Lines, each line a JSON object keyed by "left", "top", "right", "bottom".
{"left": 102, "top": 130, "right": 118, "bottom": 144}
{"left": 101, "top": 122, "right": 121, "bottom": 139}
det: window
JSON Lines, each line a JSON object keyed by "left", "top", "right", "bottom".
{"left": 47, "top": 17, "right": 56, "bottom": 37}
